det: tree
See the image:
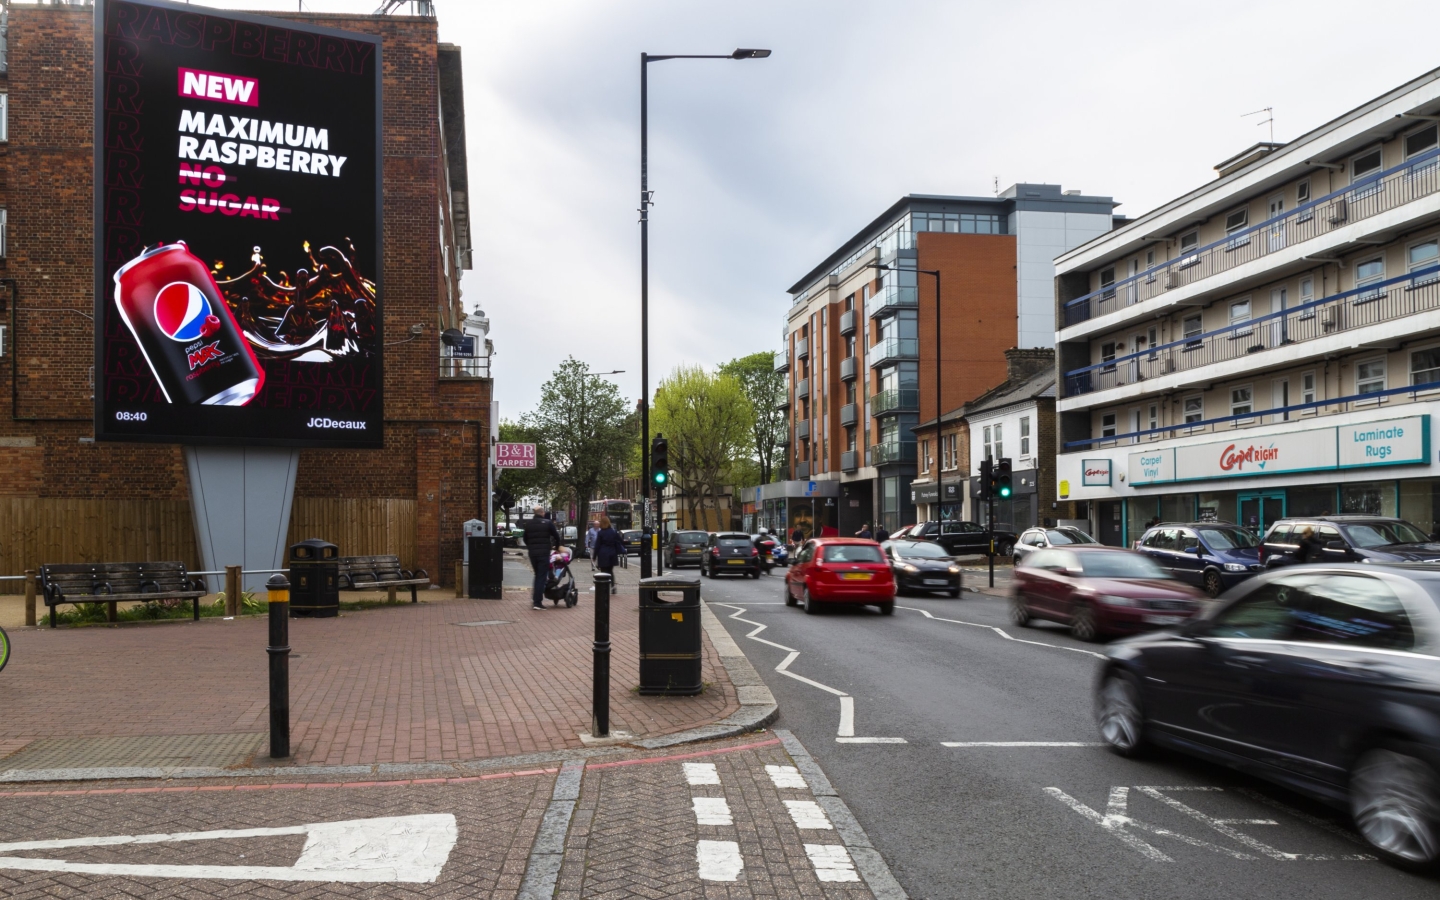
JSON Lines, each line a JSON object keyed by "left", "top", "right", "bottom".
{"left": 494, "top": 420, "right": 553, "bottom": 526}
{"left": 720, "top": 351, "right": 788, "bottom": 484}
{"left": 652, "top": 365, "right": 754, "bottom": 528}
{"left": 522, "top": 357, "right": 635, "bottom": 522}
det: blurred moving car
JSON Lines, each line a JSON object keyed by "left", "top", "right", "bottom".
{"left": 882, "top": 540, "right": 961, "bottom": 597}
{"left": 1094, "top": 563, "right": 1440, "bottom": 868}
{"left": 1136, "top": 522, "right": 1262, "bottom": 597}
{"left": 1011, "top": 546, "right": 1205, "bottom": 641}
{"left": 702, "top": 532, "right": 761, "bottom": 579}
{"left": 1012, "top": 526, "right": 1099, "bottom": 565}
{"left": 1260, "top": 516, "right": 1440, "bottom": 567}
{"left": 909, "top": 521, "right": 1019, "bottom": 557}
{"left": 622, "top": 529, "right": 644, "bottom": 557}
{"left": 664, "top": 530, "right": 709, "bottom": 568}
{"left": 784, "top": 538, "right": 895, "bottom": 615}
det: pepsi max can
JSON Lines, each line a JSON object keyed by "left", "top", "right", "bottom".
{"left": 113, "top": 241, "right": 264, "bottom": 406}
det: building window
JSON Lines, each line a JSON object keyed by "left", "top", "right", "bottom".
{"left": 1406, "top": 125, "right": 1438, "bottom": 163}
{"left": 1182, "top": 314, "right": 1203, "bottom": 348}
{"left": 1224, "top": 207, "right": 1250, "bottom": 250}
{"left": 1178, "top": 231, "right": 1200, "bottom": 267}
{"left": 1409, "top": 238, "right": 1440, "bottom": 286}
{"left": 1100, "top": 341, "right": 1117, "bottom": 371}
{"left": 1230, "top": 385, "right": 1253, "bottom": 418}
{"left": 1147, "top": 404, "right": 1158, "bottom": 434}
{"left": 1357, "top": 358, "right": 1387, "bottom": 395}
{"left": 0, "top": 208, "right": 7, "bottom": 259}
{"left": 982, "top": 426, "right": 992, "bottom": 460}
{"left": 1229, "top": 297, "right": 1252, "bottom": 335}
{"left": 921, "top": 439, "right": 930, "bottom": 473}
{"left": 1301, "top": 371, "right": 1317, "bottom": 414}
{"left": 1100, "top": 413, "right": 1116, "bottom": 439}
{"left": 1356, "top": 257, "right": 1385, "bottom": 302}
{"left": 1296, "top": 180, "right": 1313, "bottom": 222}
{"left": 1020, "top": 416, "right": 1030, "bottom": 457}
{"left": 1412, "top": 348, "right": 1440, "bottom": 388}
{"left": 1351, "top": 147, "right": 1384, "bottom": 198}
{"left": 1299, "top": 276, "right": 1315, "bottom": 304}
{"left": 993, "top": 423, "right": 1003, "bottom": 460}
{"left": 0, "top": 94, "right": 7, "bottom": 143}
{"left": 1183, "top": 395, "right": 1203, "bottom": 424}
{"left": 1099, "top": 267, "right": 1116, "bottom": 301}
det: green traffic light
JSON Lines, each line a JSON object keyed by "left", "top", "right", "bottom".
{"left": 998, "top": 486, "right": 1012, "bottom": 498}
{"left": 654, "top": 471, "right": 668, "bottom": 486}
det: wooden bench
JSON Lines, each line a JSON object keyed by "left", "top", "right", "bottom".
{"left": 337, "top": 555, "right": 430, "bottom": 603}
{"left": 39, "top": 561, "right": 207, "bottom": 628}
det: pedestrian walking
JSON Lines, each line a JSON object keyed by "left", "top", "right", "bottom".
{"left": 790, "top": 525, "right": 805, "bottom": 546}
{"left": 873, "top": 524, "right": 890, "bottom": 543}
{"left": 585, "top": 521, "right": 599, "bottom": 562}
{"left": 856, "top": 522, "right": 873, "bottom": 540}
{"left": 1295, "top": 525, "right": 1323, "bottom": 563}
{"left": 522, "top": 506, "right": 562, "bottom": 610}
{"left": 592, "top": 515, "right": 626, "bottom": 589}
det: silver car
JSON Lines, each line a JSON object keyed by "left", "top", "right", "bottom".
{"left": 1012, "top": 526, "right": 1099, "bottom": 565}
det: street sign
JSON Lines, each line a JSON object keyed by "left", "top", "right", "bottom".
{"left": 495, "top": 442, "right": 537, "bottom": 469}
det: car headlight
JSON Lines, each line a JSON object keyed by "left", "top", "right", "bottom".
{"left": 1222, "top": 563, "right": 1248, "bottom": 572}
{"left": 947, "top": 566, "right": 961, "bottom": 574}
{"left": 1097, "top": 594, "right": 1139, "bottom": 606}
{"left": 898, "top": 563, "right": 919, "bottom": 573}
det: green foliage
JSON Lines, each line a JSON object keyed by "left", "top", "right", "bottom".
{"left": 522, "top": 357, "right": 636, "bottom": 516}
{"left": 720, "top": 352, "right": 788, "bottom": 484}
{"left": 495, "top": 419, "right": 555, "bottom": 520}
{"left": 652, "top": 365, "right": 755, "bottom": 525}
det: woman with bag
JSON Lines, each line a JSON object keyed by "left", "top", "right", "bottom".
{"left": 592, "top": 515, "right": 627, "bottom": 590}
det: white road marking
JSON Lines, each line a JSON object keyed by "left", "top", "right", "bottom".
{"left": 835, "top": 737, "right": 909, "bottom": 744}
{"left": 683, "top": 762, "right": 720, "bottom": 785}
{"left": 692, "top": 797, "right": 733, "bottom": 826}
{"left": 942, "top": 741, "right": 1104, "bottom": 747}
{"left": 898, "top": 605, "right": 1106, "bottom": 659}
{"left": 696, "top": 840, "right": 744, "bottom": 881}
{"left": 838, "top": 696, "right": 855, "bottom": 737}
{"left": 0, "top": 814, "right": 457, "bottom": 883}
{"left": 784, "top": 800, "right": 834, "bottom": 830}
{"left": 1234, "top": 788, "right": 1370, "bottom": 847}
{"left": 765, "top": 765, "right": 808, "bottom": 789}
{"left": 804, "top": 844, "right": 860, "bottom": 882}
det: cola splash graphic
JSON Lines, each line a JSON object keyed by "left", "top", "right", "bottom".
{"left": 211, "top": 239, "right": 377, "bottom": 363}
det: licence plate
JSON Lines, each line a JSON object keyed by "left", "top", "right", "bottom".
{"left": 841, "top": 573, "right": 873, "bottom": 581}
{"left": 924, "top": 579, "right": 948, "bottom": 586}
{"left": 727, "top": 559, "right": 747, "bottom": 565}
{"left": 1143, "top": 614, "right": 1185, "bottom": 625}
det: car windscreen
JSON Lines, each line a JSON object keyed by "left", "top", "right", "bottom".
{"left": 1198, "top": 528, "right": 1258, "bottom": 550}
{"left": 623, "top": 531, "right": 642, "bottom": 540}
{"left": 894, "top": 541, "right": 950, "bottom": 559}
{"left": 674, "top": 533, "right": 707, "bottom": 544}
{"left": 822, "top": 545, "right": 885, "bottom": 563}
{"left": 1078, "top": 553, "right": 1170, "bottom": 579}
{"left": 1341, "top": 521, "right": 1431, "bottom": 548}
{"left": 718, "top": 538, "right": 752, "bottom": 548}
{"left": 1046, "top": 529, "right": 1096, "bottom": 545}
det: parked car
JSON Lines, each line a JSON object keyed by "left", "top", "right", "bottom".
{"left": 881, "top": 540, "right": 961, "bottom": 597}
{"left": 784, "top": 538, "right": 895, "bottom": 615}
{"left": 664, "top": 530, "right": 709, "bottom": 568}
{"left": 1094, "top": 563, "right": 1440, "bottom": 868}
{"left": 622, "top": 529, "right": 645, "bottom": 556}
{"left": 909, "top": 521, "right": 1019, "bottom": 557}
{"left": 1011, "top": 546, "right": 1205, "bottom": 641}
{"left": 1260, "top": 516, "right": 1440, "bottom": 568}
{"left": 889, "top": 524, "right": 920, "bottom": 541}
{"left": 702, "top": 532, "right": 761, "bottom": 578}
{"left": 1136, "top": 522, "right": 1262, "bottom": 597}
{"left": 1012, "top": 526, "right": 1099, "bottom": 565}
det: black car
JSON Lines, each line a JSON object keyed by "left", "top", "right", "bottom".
{"left": 1012, "top": 526, "right": 1099, "bottom": 565}
{"left": 1095, "top": 564, "right": 1440, "bottom": 868}
{"left": 1261, "top": 515, "right": 1440, "bottom": 567}
{"left": 881, "top": 540, "right": 961, "bottom": 597}
{"left": 1136, "top": 521, "right": 1262, "bottom": 597}
{"left": 664, "top": 530, "right": 709, "bottom": 568}
{"left": 622, "top": 529, "right": 645, "bottom": 556}
{"left": 702, "top": 532, "right": 761, "bottom": 578}
{"left": 909, "top": 521, "right": 1019, "bottom": 557}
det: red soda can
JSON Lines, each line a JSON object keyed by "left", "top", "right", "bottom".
{"left": 113, "top": 241, "right": 265, "bottom": 406}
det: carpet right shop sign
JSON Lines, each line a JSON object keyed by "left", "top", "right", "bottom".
{"left": 94, "top": 0, "right": 384, "bottom": 448}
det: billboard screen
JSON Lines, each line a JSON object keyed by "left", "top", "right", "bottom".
{"left": 94, "top": 0, "right": 383, "bottom": 448}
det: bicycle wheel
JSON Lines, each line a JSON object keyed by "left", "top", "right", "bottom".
{"left": 0, "top": 625, "right": 10, "bottom": 674}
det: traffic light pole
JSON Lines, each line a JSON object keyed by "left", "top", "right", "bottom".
{"left": 988, "top": 491, "right": 995, "bottom": 588}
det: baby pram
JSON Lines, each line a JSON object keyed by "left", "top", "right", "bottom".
{"left": 544, "top": 547, "right": 579, "bottom": 607}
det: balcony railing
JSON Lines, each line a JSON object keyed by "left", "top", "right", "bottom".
{"left": 1062, "top": 147, "right": 1440, "bottom": 327}
{"left": 796, "top": 378, "right": 810, "bottom": 399}
{"left": 795, "top": 420, "right": 811, "bottom": 441}
{"left": 795, "top": 337, "right": 809, "bottom": 359}
{"left": 870, "top": 387, "right": 919, "bottom": 417}
{"left": 840, "top": 356, "right": 857, "bottom": 381}
{"left": 867, "top": 283, "right": 918, "bottom": 319}
{"left": 1063, "top": 264, "right": 1440, "bottom": 398}
{"left": 774, "top": 350, "right": 789, "bottom": 372}
{"left": 795, "top": 461, "right": 811, "bottom": 479}
{"left": 870, "top": 441, "right": 917, "bottom": 466}
{"left": 440, "top": 354, "right": 490, "bottom": 378}
{"left": 871, "top": 336, "right": 919, "bottom": 367}
{"left": 840, "top": 403, "right": 857, "bottom": 426}
{"left": 839, "top": 309, "right": 857, "bottom": 335}
{"left": 841, "top": 450, "right": 859, "bottom": 471}
{"left": 777, "top": 392, "right": 791, "bottom": 409}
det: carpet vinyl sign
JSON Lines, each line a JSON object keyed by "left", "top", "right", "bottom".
{"left": 1128, "top": 416, "right": 1430, "bottom": 485}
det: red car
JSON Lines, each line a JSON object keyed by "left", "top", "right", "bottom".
{"left": 1010, "top": 545, "right": 1205, "bottom": 641}
{"left": 783, "top": 538, "right": 896, "bottom": 615}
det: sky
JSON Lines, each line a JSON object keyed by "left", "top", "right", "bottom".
{"left": 206, "top": 0, "right": 1440, "bottom": 417}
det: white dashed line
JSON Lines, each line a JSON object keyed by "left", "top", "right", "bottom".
{"left": 696, "top": 840, "right": 744, "bottom": 881}
{"left": 942, "top": 741, "right": 1105, "bottom": 747}
{"left": 804, "top": 844, "right": 860, "bottom": 882}
{"left": 683, "top": 762, "right": 720, "bottom": 785}
{"left": 692, "top": 797, "right": 733, "bottom": 826}
{"left": 765, "top": 765, "right": 808, "bottom": 789}
{"left": 784, "top": 800, "right": 834, "bottom": 830}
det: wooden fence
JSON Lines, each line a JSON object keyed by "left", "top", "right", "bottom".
{"left": 1, "top": 497, "right": 416, "bottom": 592}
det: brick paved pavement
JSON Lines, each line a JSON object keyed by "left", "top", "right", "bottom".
{"left": 0, "top": 557, "right": 738, "bottom": 769}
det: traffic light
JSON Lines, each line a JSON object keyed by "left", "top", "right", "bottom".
{"left": 651, "top": 434, "right": 669, "bottom": 488}
{"left": 978, "top": 457, "right": 993, "bottom": 501}
{"left": 996, "top": 458, "right": 1013, "bottom": 499}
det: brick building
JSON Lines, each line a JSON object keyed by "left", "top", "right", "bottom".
{"left": 0, "top": 2, "right": 488, "bottom": 586}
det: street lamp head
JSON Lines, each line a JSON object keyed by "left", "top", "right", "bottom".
{"left": 732, "top": 48, "right": 772, "bottom": 59}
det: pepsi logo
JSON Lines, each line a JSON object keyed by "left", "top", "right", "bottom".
{"left": 154, "top": 281, "right": 218, "bottom": 342}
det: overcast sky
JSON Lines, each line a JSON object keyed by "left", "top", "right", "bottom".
{"left": 217, "top": 0, "right": 1440, "bottom": 417}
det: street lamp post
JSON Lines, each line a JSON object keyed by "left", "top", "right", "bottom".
{"left": 586, "top": 368, "right": 624, "bottom": 544}
{"left": 640, "top": 48, "right": 770, "bottom": 578}
{"left": 869, "top": 262, "right": 941, "bottom": 531}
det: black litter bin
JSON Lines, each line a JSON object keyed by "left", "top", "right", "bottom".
{"left": 467, "top": 535, "right": 505, "bottom": 599}
{"left": 637, "top": 575, "right": 702, "bottom": 695}
{"left": 289, "top": 539, "right": 339, "bottom": 618}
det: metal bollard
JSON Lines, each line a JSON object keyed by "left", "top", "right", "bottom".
{"left": 24, "top": 570, "right": 36, "bottom": 628}
{"left": 225, "top": 565, "right": 241, "bottom": 617}
{"left": 267, "top": 574, "right": 291, "bottom": 759}
{"left": 592, "top": 573, "right": 612, "bottom": 737}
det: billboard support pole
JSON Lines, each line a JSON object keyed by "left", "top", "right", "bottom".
{"left": 185, "top": 446, "right": 300, "bottom": 593}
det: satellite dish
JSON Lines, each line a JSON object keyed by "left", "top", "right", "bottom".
{"left": 440, "top": 328, "right": 464, "bottom": 347}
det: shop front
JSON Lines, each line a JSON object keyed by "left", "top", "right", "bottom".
{"left": 748, "top": 479, "right": 841, "bottom": 541}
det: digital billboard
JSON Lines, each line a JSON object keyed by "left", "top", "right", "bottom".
{"left": 94, "top": 0, "right": 383, "bottom": 447}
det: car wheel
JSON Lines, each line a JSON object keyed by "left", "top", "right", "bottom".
{"left": 1012, "top": 556, "right": 1021, "bottom": 566}
{"left": 997, "top": 541, "right": 1014, "bottom": 558}
{"left": 1096, "top": 671, "right": 1146, "bottom": 757}
{"left": 784, "top": 580, "right": 797, "bottom": 607}
{"left": 802, "top": 588, "right": 817, "bottom": 615}
{"left": 1351, "top": 746, "right": 1440, "bottom": 869}
{"left": 1203, "top": 570, "right": 1224, "bottom": 598}
{"left": 879, "top": 601, "right": 895, "bottom": 616}
{"left": 1070, "top": 603, "right": 1099, "bottom": 642}
{"left": 1010, "top": 598, "right": 1031, "bottom": 627}
{"left": 948, "top": 588, "right": 961, "bottom": 599}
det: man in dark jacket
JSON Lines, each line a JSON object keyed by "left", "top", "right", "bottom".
{"left": 522, "top": 506, "right": 562, "bottom": 610}
{"left": 873, "top": 524, "right": 890, "bottom": 544}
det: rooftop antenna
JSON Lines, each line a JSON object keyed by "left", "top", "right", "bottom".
{"left": 993, "top": 175, "right": 999, "bottom": 196}
{"left": 1241, "top": 106, "right": 1274, "bottom": 144}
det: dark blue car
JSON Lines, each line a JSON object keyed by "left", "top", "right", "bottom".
{"left": 1137, "top": 522, "right": 1262, "bottom": 597}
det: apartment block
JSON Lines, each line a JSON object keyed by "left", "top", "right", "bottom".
{"left": 1054, "top": 67, "right": 1440, "bottom": 545}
